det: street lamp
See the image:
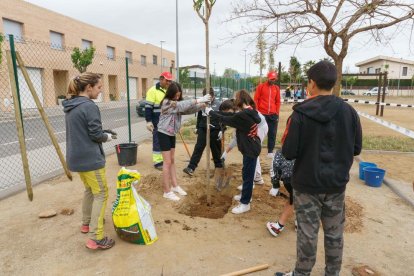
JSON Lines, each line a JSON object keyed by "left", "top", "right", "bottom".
{"left": 160, "top": 40, "right": 166, "bottom": 74}
{"left": 243, "top": 50, "right": 247, "bottom": 89}
{"left": 175, "top": 0, "right": 179, "bottom": 82}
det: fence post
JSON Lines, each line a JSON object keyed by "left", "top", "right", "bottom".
{"left": 380, "top": 72, "right": 387, "bottom": 117}
{"left": 9, "top": 35, "right": 24, "bottom": 129}
{"left": 125, "top": 57, "right": 131, "bottom": 142}
{"left": 219, "top": 77, "right": 222, "bottom": 100}
{"left": 375, "top": 74, "right": 382, "bottom": 116}
{"left": 194, "top": 72, "right": 197, "bottom": 99}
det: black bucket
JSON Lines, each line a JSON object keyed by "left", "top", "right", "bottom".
{"left": 115, "top": 143, "right": 138, "bottom": 166}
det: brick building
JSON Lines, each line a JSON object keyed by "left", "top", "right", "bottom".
{"left": 0, "top": 0, "right": 175, "bottom": 110}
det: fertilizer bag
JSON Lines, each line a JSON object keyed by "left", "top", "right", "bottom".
{"left": 112, "top": 167, "right": 158, "bottom": 245}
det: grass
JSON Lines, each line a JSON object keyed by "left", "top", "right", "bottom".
{"left": 362, "top": 135, "right": 414, "bottom": 152}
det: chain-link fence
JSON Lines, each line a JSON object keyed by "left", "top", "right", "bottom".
{"left": 0, "top": 34, "right": 157, "bottom": 199}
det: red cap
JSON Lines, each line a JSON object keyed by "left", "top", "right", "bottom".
{"left": 160, "top": 71, "right": 173, "bottom": 81}
{"left": 267, "top": 71, "right": 278, "bottom": 80}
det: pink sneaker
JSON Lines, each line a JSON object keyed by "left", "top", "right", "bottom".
{"left": 80, "top": 224, "right": 89, "bottom": 234}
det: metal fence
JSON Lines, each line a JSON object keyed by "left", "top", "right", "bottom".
{"left": 0, "top": 34, "right": 155, "bottom": 199}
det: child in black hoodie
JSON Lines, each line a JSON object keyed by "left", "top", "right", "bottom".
{"left": 206, "top": 90, "right": 261, "bottom": 214}
{"left": 275, "top": 61, "right": 362, "bottom": 276}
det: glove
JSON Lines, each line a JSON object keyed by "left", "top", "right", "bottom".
{"left": 194, "top": 128, "right": 198, "bottom": 135}
{"left": 146, "top": 122, "right": 154, "bottom": 132}
{"left": 104, "top": 133, "right": 112, "bottom": 142}
{"left": 103, "top": 129, "right": 117, "bottom": 139}
{"left": 221, "top": 151, "right": 227, "bottom": 160}
{"left": 217, "top": 131, "right": 222, "bottom": 141}
{"left": 197, "top": 94, "right": 212, "bottom": 104}
{"left": 204, "top": 106, "right": 213, "bottom": 115}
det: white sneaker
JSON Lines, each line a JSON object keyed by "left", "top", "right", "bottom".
{"left": 237, "top": 184, "right": 255, "bottom": 191}
{"left": 163, "top": 191, "right": 180, "bottom": 201}
{"left": 231, "top": 203, "right": 250, "bottom": 214}
{"left": 254, "top": 179, "right": 265, "bottom": 185}
{"left": 233, "top": 194, "right": 252, "bottom": 203}
{"left": 172, "top": 186, "right": 187, "bottom": 196}
{"left": 267, "top": 152, "right": 274, "bottom": 159}
{"left": 269, "top": 188, "right": 280, "bottom": 197}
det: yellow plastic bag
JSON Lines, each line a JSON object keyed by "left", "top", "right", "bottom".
{"left": 112, "top": 167, "right": 158, "bottom": 245}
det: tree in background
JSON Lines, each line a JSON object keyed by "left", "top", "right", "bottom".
{"left": 179, "top": 68, "right": 190, "bottom": 85}
{"left": 223, "top": 67, "right": 239, "bottom": 78}
{"left": 302, "top": 60, "right": 316, "bottom": 78}
{"left": 71, "top": 47, "right": 96, "bottom": 73}
{"left": 343, "top": 76, "right": 358, "bottom": 91}
{"left": 0, "top": 34, "right": 3, "bottom": 64}
{"left": 231, "top": 0, "right": 414, "bottom": 95}
{"left": 268, "top": 46, "right": 275, "bottom": 71}
{"left": 289, "top": 56, "right": 302, "bottom": 83}
{"left": 254, "top": 28, "right": 266, "bottom": 82}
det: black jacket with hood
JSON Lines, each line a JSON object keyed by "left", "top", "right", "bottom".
{"left": 210, "top": 108, "right": 261, "bottom": 158}
{"left": 63, "top": 96, "right": 109, "bottom": 172}
{"left": 282, "top": 95, "right": 362, "bottom": 194}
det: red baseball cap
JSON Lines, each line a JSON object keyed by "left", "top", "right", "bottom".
{"left": 160, "top": 71, "right": 173, "bottom": 81}
{"left": 267, "top": 71, "right": 278, "bottom": 80}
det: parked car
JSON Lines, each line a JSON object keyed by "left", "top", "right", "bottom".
{"left": 362, "top": 87, "right": 388, "bottom": 96}
{"left": 136, "top": 98, "right": 146, "bottom": 117}
{"left": 212, "top": 87, "right": 234, "bottom": 100}
{"left": 341, "top": 90, "right": 355, "bottom": 95}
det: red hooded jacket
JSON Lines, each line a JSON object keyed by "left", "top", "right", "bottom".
{"left": 254, "top": 82, "right": 281, "bottom": 115}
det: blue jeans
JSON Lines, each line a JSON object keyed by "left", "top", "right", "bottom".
{"left": 240, "top": 155, "right": 257, "bottom": 204}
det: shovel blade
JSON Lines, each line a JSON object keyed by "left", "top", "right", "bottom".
{"left": 214, "top": 168, "right": 226, "bottom": 191}
{"left": 221, "top": 168, "right": 233, "bottom": 190}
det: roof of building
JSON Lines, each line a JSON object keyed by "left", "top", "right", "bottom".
{"left": 355, "top": 56, "right": 414, "bottom": 66}
{"left": 180, "top": 65, "right": 206, "bottom": 70}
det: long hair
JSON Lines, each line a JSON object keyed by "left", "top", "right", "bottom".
{"left": 68, "top": 72, "right": 101, "bottom": 96}
{"left": 160, "top": 82, "right": 183, "bottom": 106}
{"left": 234, "top": 89, "right": 256, "bottom": 110}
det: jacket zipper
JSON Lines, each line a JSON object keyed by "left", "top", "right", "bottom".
{"left": 268, "top": 86, "right": 271, "bottom": 113}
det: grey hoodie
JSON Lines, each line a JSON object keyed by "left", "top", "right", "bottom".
{"left": 63, "top": 96, "right": 108, "bottom": 172}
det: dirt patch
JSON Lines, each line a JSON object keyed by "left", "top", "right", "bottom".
{"left": 345, "top": 196, "right": 364, "bottom": 233}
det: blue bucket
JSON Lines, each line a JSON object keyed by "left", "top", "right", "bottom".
{"left": 359, "top": 162, "right": 377, "bottom": 180}
{"left": 363, "top": 167, "right": 386, "bottom": 187}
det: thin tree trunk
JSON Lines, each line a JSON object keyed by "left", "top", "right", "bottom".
{"left": 205, "top": 16, "right": 212, "bottom": 206}
{"left": 333, "top": 58, "right": 343, "bottom": 96}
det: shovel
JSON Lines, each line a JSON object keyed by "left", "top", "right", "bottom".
{"left": 215, "top": 134, "right": 233, "bottom": 191}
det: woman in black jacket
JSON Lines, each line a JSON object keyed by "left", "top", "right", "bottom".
{"left": 205, "top": 90, "right": 261, "bottom": 214}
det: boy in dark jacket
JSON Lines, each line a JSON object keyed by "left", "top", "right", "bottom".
{"left": 275, "top": 61, "right": 362, "bottom": 276}
{"left": 183, "top": 88, "right": 222, "bottom": 176}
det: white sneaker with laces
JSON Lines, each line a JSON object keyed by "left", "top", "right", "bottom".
{"left": 233, "top": 194, "right": 252, "bottom": 203}
{"left": 163, "top": 191, "right": 180, "bottom": 201}
{"left": 266, "top": 221, "right": 284, "bottom": 237}
{"left": 231, "top": 203, "right": 250, "bottom": 214}
{"left": 172, "top": 186, "right": 187, "bottom": 196}
{"left": 269, "top": 188, "right": 280, "bottom": 197}
{"left": 254, "top": 179, "right": 265, "bottom": 185}
{"left": 237, "top": 184, "right": 255, "bottom": 191}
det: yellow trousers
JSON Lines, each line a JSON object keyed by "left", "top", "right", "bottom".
{"left": 79, "top": 168, "right": 108, "bottom": 240}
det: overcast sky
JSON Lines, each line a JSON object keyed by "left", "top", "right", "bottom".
{"left": 26, "top": 0, "right": 414, "bottom": 76}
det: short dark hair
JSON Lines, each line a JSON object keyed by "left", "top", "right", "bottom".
{"left": 161, "top": 82, "right": 183, "bottom": 105}
{"left": 219, "top": 99, "right": 235, "bottom": 111}
{"left": 307, "top": 61, "right": 337, "bottom": 90}
{"left": 202, "top": 87, "right": 215, "bottom": 97}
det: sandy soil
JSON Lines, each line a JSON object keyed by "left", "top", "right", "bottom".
{"left": 1, "top": 138, "right": 414, "bottom": 275}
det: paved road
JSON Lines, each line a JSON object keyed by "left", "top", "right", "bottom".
{"left": 0, "top": 106, "right": 145, "bottom": 158}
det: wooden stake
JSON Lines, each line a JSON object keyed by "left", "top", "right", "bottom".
{"left": 15, "top": 52, "right": 72, "bottom": 181}
{"left": 220, "top": 264, "right": 269, "bottom": 276}
{"left": 206, "top": 115, "right": 211, "bottom": 205}
{"left": 6, "top": 50, "right": 33, "bottom": 201}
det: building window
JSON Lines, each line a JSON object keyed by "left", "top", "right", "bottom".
{"left": 50, "top": 31, "right": 64, "bottom": 50}
{"left": 107, "top": 46, "right": 115, "bottom": 60}
{"left": 162, "top": 58, "right": 168, "bottom": 67}
{"left": 82, "top": 39, "right": 92, "bottom": 50}
{"left": 375, "top": 68, "right": 381, "bottom": 74}
{"left": 153, "top": 55, "right": 158, "bottom": 65}
{"left": 3, "top": 18, "right": 24, "bottom": 42}
{"left": 367, "top": 67, "right": 374, "bottom": 74}
{"left": 171, "top": 60, "right": 175, "bottom": 68}
{"left": 402, "top": 66, "right": 408, "bottom": 76}
{"left": 126, "top": 51, "right": 133, "bottom": 64}
{"left": 141, "top": 55, "right": 147, "bottom": 66}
